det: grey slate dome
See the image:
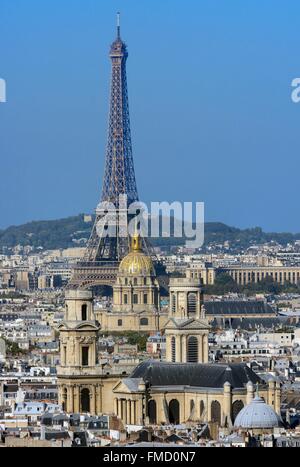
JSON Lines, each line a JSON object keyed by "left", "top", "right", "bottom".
{"left": 234, "top": 395, "right": 282, "bottom": 429}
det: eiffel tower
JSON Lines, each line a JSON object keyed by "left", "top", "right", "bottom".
{"left": 68, "top": 14, "right": 144, "bottom": 289}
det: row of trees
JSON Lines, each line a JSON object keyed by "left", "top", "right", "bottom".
{"left": 203, "top": 273, "right": 300, "bottom": 296}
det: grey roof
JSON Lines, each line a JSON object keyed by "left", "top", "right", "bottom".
{"left": 130, "top": 360, "right": 263, "bottom": 389}
{"left": 205, "top": 301, "right": 275, "bottom": 316}
{"left": 210, "top": 317, "right": 290, "bottom": 330}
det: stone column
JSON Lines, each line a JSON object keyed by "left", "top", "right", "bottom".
{"left": 130, "top": 400, "right": 136, "bottom": 425}
{"left": 275, "top": 381, "right": 281, "bottom": 415}
{"left": 122, "top": 399, "right": 126, "bottom": 423}
{"left": 67, "top": 386, "right": 74, "bottom": 413}
{"left": 126, "top": 399, "right": 131, "bottom": 425}
{"left": 207, "top": 395, "right": 212, "bottom": 422}
{"left": 176, "top": 334, "right": 182, "bottom": 362}
{"left": 182, "top": 335, "right": 187, "bottom": 362}
{"left": 203, "top": 334, "right": 208, "bottom": 363}
{"left": 156, "top": 396, "right": 165, "bottom": 425}
{"left": 117, "top": 399, "right": 122, "bottom": 418}
{"left": 96, "top": 385, "right": 101, "bottom": 414}
{"left": 73, "top": 386, "right": 79, "bottom": 413}
{"left": 136, "top": 398, "right": 143, "bottom": 425}
{"left": 199, "top": 335, "right": 203, "bottom": 363}
{"left": 268, "top": 379, "right": 276, "bottom": 407}
{"left": 93, "top": 386, "right": 98, "bottom": 415}
{"left": 223, "top": 382, "right": 232, "bottom": 426}
{"left": 114, "top": 398, "right": 118, "bottom": 417}
{"left": 75, "top": 339, "right": 80, "bottom": 366}
{"left": 166, "top": 335, "right": 171, "bottom": 362}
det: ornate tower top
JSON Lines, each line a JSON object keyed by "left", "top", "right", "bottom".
{"left": 101, "top": 12, "right": 138, "bottom": 208}
{"left": 110, "top": 12, "right": 127, "bottom": 58}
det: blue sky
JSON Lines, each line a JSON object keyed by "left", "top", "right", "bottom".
{"left": 1, "top": 0, "right": 300, "bottom": 232}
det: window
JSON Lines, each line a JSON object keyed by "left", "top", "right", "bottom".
{"left": 134, "top": 278, "right": 137, "bottom": 286}
{"left": 187, "top": 336, "right": 198, "bottom": 363}
{"left": 118, "top": 319, "right": 122, "bottom": 326}
{"left": 124, "top": 294, "right": 128, "bottom": 304}
{"left": 190, "top": 400, "right": 195, "bottom": 415}
{"left": 144, "top": 278, "right": 147, "bottom": 285}
{"left": 211, "top": 400, "right": 221, "bottom": 424}
{"left": 125, "top": 278, "right": 128, "bottom": 285}
{"left": 82, "top": 346, "right": 89, "bottom": 366}
{"left": 187, "top": 293, "right": 197, "bottom": 314}
{"left": 171, "top": 294, "right": 176, "bottom": 313}
{"left": 148, "top": 400, "right": 157, "bottom": 424}
{"left": 140, "top": 318, "right": 148, "bottom": 326}
{"left": 200, "top": 401, "right": 205, "bottom": 418}
{"left": 143, "top": 294, "right": 148, "bottom": 304}
{"left": 81, "top": 304, "right": 87, "bottom": 321}
{"left": 63, "top": 346, "right": 67, "bottom": 365}
{"left": 171, "top": 336, "right": 176, "bottom": 362}
{"left": 133, "top": 294, "right": 138, "bottom": 304}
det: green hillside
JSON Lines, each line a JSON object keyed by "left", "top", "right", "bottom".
{"left": 0, "top": 214, "right": 299, "bottom": 251}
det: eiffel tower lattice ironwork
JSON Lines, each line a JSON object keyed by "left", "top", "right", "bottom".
{"left": 68, "top": 14, "right": 145, "bottom": 289}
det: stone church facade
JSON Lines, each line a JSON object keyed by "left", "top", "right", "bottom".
{"left": 57, "top": 236, "right": 281, "bottom": 427}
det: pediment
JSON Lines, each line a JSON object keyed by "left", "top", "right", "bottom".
{"left": 113, "top": 377, "right": 143, "bottom": 394}
{"left": 164, "top": 317, "right": 210, "bottom": 330}
{"left": 58, "top": 321, "right": 100, "bottom": 331}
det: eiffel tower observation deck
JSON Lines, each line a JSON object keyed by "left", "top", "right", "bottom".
{"left": 68, "top": 14, "right": 147, "bottom": 289}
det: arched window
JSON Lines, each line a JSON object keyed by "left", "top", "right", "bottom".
{"left": 63, "top": 346, "right": 67, "bottom": 365}
{"left": 81, "top": 388, "right": 90, "bottom": 413}
{"left": 187, "top": 336, "right": 198, "bottom": 363}
{"left": 171, "top": 336, "right": 176, "bottom": 362}
{"left": 140, "top": 318, "right": 148, "bottom": 326}
{"left": 168, "top": 399, "right": 180, "bottom": 425}
{"left": 62, "top": 388, "right": 67, "bottom": 412}
{"left": 148, "top": 399, "right": 157, "bottom": 424}
{"left": 81, "top": 304, "right": 87, "bottom": 321}
{"left": 232, "top": 400, "right": 244, "bottom": 422}
{"left": 82, "top": 347, "right": 89, "bottom": 366}
{"left": 171, "top": 294, "right": 176, "bottom": 313}
{"left": 211, "top": 400, "right": 221, "bottom": 424}
{"left": 190, "top": 400, "right": 195, "bottom": 418}
{"left": 187, "top": 292, "right": 197, "bottom": 314}
{"left": 200, "top": 400, "right": 205, "bottom": 419}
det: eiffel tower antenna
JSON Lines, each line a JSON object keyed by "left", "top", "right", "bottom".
{"left": 117, "top": 12, "right": 121, "bottom": 39}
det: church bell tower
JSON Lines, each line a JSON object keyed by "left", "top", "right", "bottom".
{"left": 57, "top": 290, "right": 101, "bottom": 414}
{"left": 164, "top": 278, "right": 210, "bottom": 364}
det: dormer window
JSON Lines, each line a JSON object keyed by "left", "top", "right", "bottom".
{"left": 82, "top": 304, "right": 87, "bottom": 321}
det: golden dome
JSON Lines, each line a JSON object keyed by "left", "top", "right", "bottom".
{"left": 119, "top": 233, "right": 154, "bottom": 275}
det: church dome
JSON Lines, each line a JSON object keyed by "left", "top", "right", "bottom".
{"left": 119, "top": 233, "right": 154, "bottom": 276}
{"left": 234, "top": 394, "right": 282, "bottom": 430}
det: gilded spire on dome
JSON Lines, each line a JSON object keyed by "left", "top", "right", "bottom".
{"left": 119, "top": 230, "right": 154, "bottom": 275}
{"left": 131, "top": 230, "right": 142, "bottom": 252}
